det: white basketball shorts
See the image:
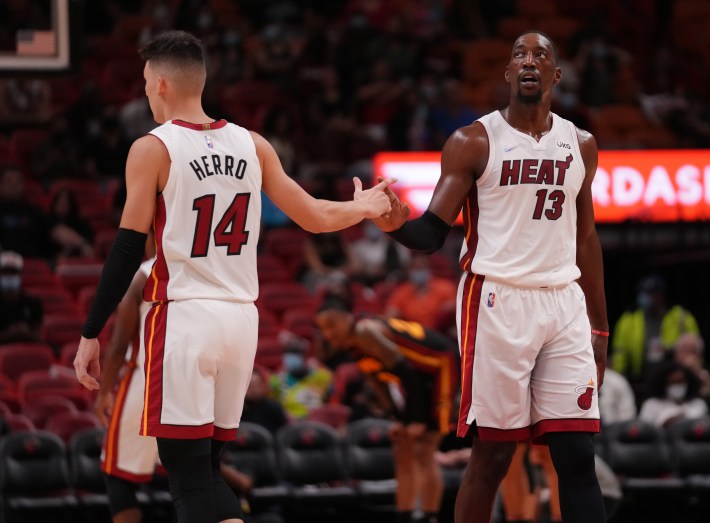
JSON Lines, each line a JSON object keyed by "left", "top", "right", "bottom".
{"left": 456, "top": 274, "right": 600, "bottom": 442}
{"left": 140, "top": 299, "right": 258, "bottom": 440}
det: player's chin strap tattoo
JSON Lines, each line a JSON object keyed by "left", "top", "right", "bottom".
{"left": 387, "top": 210, "right": 451, "bottom": 254}
{"left": 82, "top": 228, "right": 148, "bottom": 339}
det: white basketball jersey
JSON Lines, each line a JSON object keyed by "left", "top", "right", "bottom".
{"left": 145, "top": 120, "right": 261, "bottom": 303}
{"left": 459, "top": 111, "right": 585, "bottom": 288}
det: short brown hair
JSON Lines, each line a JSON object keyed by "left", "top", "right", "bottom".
{"left": 139, "top": 30, "right": 204, "bottom": 67}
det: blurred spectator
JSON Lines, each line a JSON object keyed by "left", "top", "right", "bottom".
{"left": 47, "top": 189, "right": 95, "bottom": 260}
{"left": 0, "top": 78, "right": 51, "bottom": 124}
{"left": 253, "top": 25, "right": 297, "bottom": 84}
{"left": 261, "top": 106, "right": 298, "bottom": 175}
{"left": 385, "top": 254, "right": 456, "bottom": 329}
{"left": 269, "top": 333, "right": 332, "bottom": 420}
{"left": 31, "top": 118, "right": 81, "bottom": 181}
{"left": 0, "top": 165, "right": 52, "bottom": 258}
{"left": 301, "top": 232, "right": 359, "bottom": 292}
{"left": 241, "top": 367, "right": 288, "bottom": 434}
{"left": 638, "top": 361, "right": 708, "bottom": 429}
{"left": 612, "top": 275, "right": 699, "bottom": 391}
{"left": 575, "top": 33, "right": 633, "bottom": 107}
{"left": 0, "top": 251, "right": 43, "bottom": 344}
{"left": 351, "top": 221, "right": 410, "bottom": 287}
{"left": 673, "top": 333, "right": 710, "bottom": 401}
{"left": 119, "top": 91, "right": 156, "bottom": 142}
{"left": 356, "top": 59, "right": 406, "bottom": 145}
{"left": 599, "top": 354, "right": 637, "bottom": 425}
{"left": 83, "top": 115, "right": 131, "bottom": 180}
{"left": 428, "top": 79, "right": 480, "bottom": 149}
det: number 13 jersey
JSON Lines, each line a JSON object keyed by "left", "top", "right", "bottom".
{"left": 145, "top": 119, "right": 261, "bottom": 303}
{"left": 460, "top": 110, "right": 586, "bottom": 288}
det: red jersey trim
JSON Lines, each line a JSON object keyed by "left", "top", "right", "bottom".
{"left": 146, "top": 195, "right": 169, "bottom": 302}
{"left": 532, "top": 418, "right": 600, "bottom": 442}
{"left": 141, "top": 303, "right": 168, "bottom": 437}
{"left": 102, "top": 362, "right": 137, "bottom": 475}
{"left": 456, "top": 273, "right": 484, "bottom": 437}
{"left": 102, "top": 467, "right": 154, "bottom": 484}
{"left": 172, "top": 119, "right": 228, "bottom": 130}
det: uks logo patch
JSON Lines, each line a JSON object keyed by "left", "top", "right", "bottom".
{"left": 575, "top": 378, "right": 596, "bottom": 410}
{"left": 487, "top": 292, "right": 495, "bottom": 308}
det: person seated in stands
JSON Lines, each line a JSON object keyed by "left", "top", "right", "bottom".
{"left": 351, "top": 221, "right": 410, "bottom": 287}
{"left": 300, "top": 231, "right": 360, "bottom": 293}
{"left": 241, "top": 367, "right": 288, "bottom": 434}
{"left": 0, "top": 251, "right": 42, "bottom": 344}
{"left": 672, "top": 332, "right": 710, "bottom": 401}
{"left": 385, "top": 254, "right": 456, "bottom": 329}
{"left": 269, "top": 333, "right": 333, "bottom": 421}
{"left": 0, "top": 165, "right": 52, "bottom": 259}
{"left": 638, "top": 360, "right": 708, "bottom": 428}
{"left": 47, "top": 188, "right": 95, "bottom": 259}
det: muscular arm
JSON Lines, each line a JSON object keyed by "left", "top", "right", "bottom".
{"left": 376, "top": 124, "right": 488, "bottom": 251}
{"left": 353, "top": 318, "right": 405, "bottom": 370}
{"left": 254, "top": 132, "right": 392, "bottom": 232}
{"left": 575, "top": 129, "right": 609, "bottom": 389}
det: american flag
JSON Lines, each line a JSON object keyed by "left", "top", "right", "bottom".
{"left": 16, "top": 30, "right": 56, "bottom": 56}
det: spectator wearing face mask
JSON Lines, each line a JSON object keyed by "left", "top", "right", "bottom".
{"left": 351, "top": 221, "right": 410, "bottom": 287}
{"left": 612, "top": 275, "right": 699, "bottom": 395}
{"left": 0, "top": 251, "right": 43, "bottom": 343}
{"left": 385, "top": 254, "right": 456, "bottom": 329}
{"left": 269, "top": 332, "right": 333, "bottom": 420}
{"left": 638, "top": 361, "right": 707, "bottom": 428}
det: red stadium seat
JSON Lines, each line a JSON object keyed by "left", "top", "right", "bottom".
{"left": 55, "top": 261, "right": 103, "bottom": 297}
{"left": 263, "top": 227, "right": 308, "bottom": 274}
{"left": 254, "top": 337, "right": 285, "bottom": 372}
{"left": 23, "top": 395, "right": 78, "bottom": 428}
{"left": 282, "top": 308, "right": 316, "bottom": 341}
{"left": 0, "top": 343, "right": 56, "bottom": 381}
{"left": 257, "top": 254, "right": 293, "bottom": 283}
{"left": 23, "top": 272, "right": 62, "bottom": 291}
{"left": 17, "top": 369, "right": 78, "bottom": 404}
{"left": 32, "top": 288, "right": 79, "bottom": 316}
{"left": 0, "top": 392, "right": 22, "bottom": 413}
{"left": 4, "top": 413, "right": 36, "bottom": 432}
{"left": 45, "top": 411, "right": 101, "bottom": 443}
{"left": 258, "top": 309, "right": 282, "bottom": 339}
{"left": 259, "top": 282, "right": 315, "bottom": 319}
{"left": 21, "top": 258, "right": 51, "bottom": 275}
{"left": 7, "top": 128, "right": 50, "bottom": 166}
{"left": 41, "top": 313, "right": 85, "bottom": 348}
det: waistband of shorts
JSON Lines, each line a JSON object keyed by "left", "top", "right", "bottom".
{"left": 469, "top": 273, "right": 575, "bottom": 291}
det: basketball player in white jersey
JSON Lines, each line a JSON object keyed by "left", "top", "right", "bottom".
{"left": 73, "top": 30, "right": 395, "bottom": 523}
{"left": 95, "top": 252, "right": 157, "bottom": 523}
{"left": 374, "top": 31, "right": 608, "bottom": 523}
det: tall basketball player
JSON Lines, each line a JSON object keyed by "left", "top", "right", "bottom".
{"left": 374, "top": 31, "right": 608, "bottom": 523}
{"left": 73, "top": 30, "right": 395, "bottom": 523}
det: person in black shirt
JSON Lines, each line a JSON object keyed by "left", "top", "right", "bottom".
{"left": 0, "top": 251, "right": 42, "bottom": 344}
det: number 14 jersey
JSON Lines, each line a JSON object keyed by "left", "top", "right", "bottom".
{"left": 460, "top": 110, "right": 586, "bottom": 288}
{"left": 145, "top": 119, "right": 261, "bottom": 303}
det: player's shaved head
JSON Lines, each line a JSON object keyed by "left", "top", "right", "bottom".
{"left": 514, "top": 30, "right": 559, "bottom": 64}
{"left": 140, "top": 30, "right": 206, "bottom": 95}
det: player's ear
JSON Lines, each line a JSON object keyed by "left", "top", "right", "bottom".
{"left": 553, "top": 66, "right": 561, "bottom": 86}
{"left": 157, "top": 76, "right": 168, "bottom": 96}
{"left": 504, "top": 65, "right": 510, "bottom": 83}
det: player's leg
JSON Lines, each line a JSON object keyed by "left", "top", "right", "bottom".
{"left": 499, "top": 443, "right": 537, "bottom": 523}
{"left": 547, "top": 432, "right": 604, "bottom": 522}
{"left": 157, "top": 436, "right": 216, "bottom": 523}
{"left": 531, "top": 445, "right": 561, "bottom": 522}
{"left": 104, "top": 475, "right": 142, "bottom": 523}
{"left": 454, "top": 436, "right": 517, "bottom": 523}
{"left": 210, "top": 439, "right": 243, "bottom": 523}
{"left": 412, "top": 429, "right": 443, "bottom": 523}
{"left": 391, "top": 424, "right": 417, "bottom": 523}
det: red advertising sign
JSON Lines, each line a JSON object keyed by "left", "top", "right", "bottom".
{"left": 373, "top": 150, "right": 710, "bottom": 223}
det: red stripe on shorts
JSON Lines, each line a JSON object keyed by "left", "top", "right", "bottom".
{"left": 145, "top": 194, "right": 170, "bottom": 302}
{"left": 457, "top": 273, "right": 484, "bottom": 437}
{"left": 101, "top": 364, "right": 135, "bottom": 476}
{"left": 141, "top": 303, "right": 168, "bottom": 437}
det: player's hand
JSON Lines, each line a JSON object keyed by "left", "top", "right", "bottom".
{"left": 74, "top": 336, "right": 101, "bottom": 391}
{"left": 591, "top": 332, "right": 608, "bottom": 391}
{"left": 353, "top": 176, "right": 396, "bottom": 219}
{"left": 372, "top": 176, "right": 410, "bottom": 232}
{"left": 94, "top": 391, "right": 114, "bottom": 427}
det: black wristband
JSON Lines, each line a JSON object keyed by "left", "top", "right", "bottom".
{"left": 387, "top": 210, "right": 451, "bottom": 253}
{"left": 82, "top": 228, "right": 147, "bottom": 339}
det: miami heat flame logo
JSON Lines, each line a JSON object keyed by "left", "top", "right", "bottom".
{"left": 574, "top": 378, "right": 596, "bottom": 410}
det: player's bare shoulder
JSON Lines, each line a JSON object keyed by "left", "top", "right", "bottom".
{"left": 441, "top": 121, "right": 489, "bottom": 180}
{"left": 574, "top": 126, "right": 598, "bottom": 174}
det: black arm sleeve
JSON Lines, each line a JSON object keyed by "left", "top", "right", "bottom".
{"left": 387, "top": 210, "right": 451, "bottom": 254}
{"left": 81, "top": 228, "right": 147, "bottom": 339}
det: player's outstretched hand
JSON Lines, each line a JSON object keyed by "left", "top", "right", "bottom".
{"left": 372, "top": 175, "right": 410, "bottom": 232}
{"left": 353, "top": 176, "right": 396, "bottom": 219}
{"left": 74, "top": 336, "right": 101, "bottom": 391}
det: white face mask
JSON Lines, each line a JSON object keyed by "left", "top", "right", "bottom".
{"left": 666, "top": 383, "right": 687, "bottom": 401}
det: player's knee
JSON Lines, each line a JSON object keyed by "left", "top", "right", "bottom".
{"left": 547, "top": 432, "right": 596, "bottom": 480}
{"left": 471, "top": 440, "right": 517, "bottom": 482}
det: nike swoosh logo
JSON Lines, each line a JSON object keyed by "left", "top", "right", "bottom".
{"left": 503, "top": 145, "right": 519, "bottom": 152}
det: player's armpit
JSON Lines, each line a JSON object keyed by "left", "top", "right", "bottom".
{"left": 119, "top": 135, "right": 165, "bottom": 234}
